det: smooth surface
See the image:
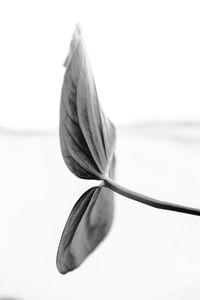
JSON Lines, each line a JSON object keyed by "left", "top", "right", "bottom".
{"left": 1, "top": 127, "right": 200, "bottom": 299}
{"left": 0, "top": 0, "right": 200, "bottom": 129}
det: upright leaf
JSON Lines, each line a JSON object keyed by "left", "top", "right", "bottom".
{"left": 59, "top": 23, "right": 116, "bottom": 180}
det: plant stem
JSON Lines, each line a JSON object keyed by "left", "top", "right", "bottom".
{"left": 103, "top": 177, "right": 200, "bottom": 216}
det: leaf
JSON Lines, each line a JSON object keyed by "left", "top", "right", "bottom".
{"left": 59, "top": 23, "right": 116, "bottom": 180}
{"left": 56, "top": 154, "right": 116, "bottom": 274}
{"left": 57, "top": 24, "right": 117, "bottom": 274}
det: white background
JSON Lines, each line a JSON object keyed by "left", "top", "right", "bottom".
{"left": 1, "top": 1, "right": 200, "bottom": 299}
{"left": 0, "top": 0, "right": 200, "bottom": 129}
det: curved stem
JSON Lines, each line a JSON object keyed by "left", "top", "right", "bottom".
{"left": 103, "top": 177, "right": 200, "bottom": 216}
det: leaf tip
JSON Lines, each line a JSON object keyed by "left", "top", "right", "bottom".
{"left": 64, "top": 23, "right": 83, "bottom": 68}
{"left": 75, "top": 22, "right": 82, "bottom": 36}
{"left": 56, "top": 253, "right": 72, "bottom": 275}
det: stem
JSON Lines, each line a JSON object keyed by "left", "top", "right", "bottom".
{"left": 103, "top": 177, "right": 200, "bottom": 216}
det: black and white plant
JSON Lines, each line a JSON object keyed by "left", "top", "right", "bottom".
{"left": 56, "top": 24, "right": 200, "bottom": 275}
